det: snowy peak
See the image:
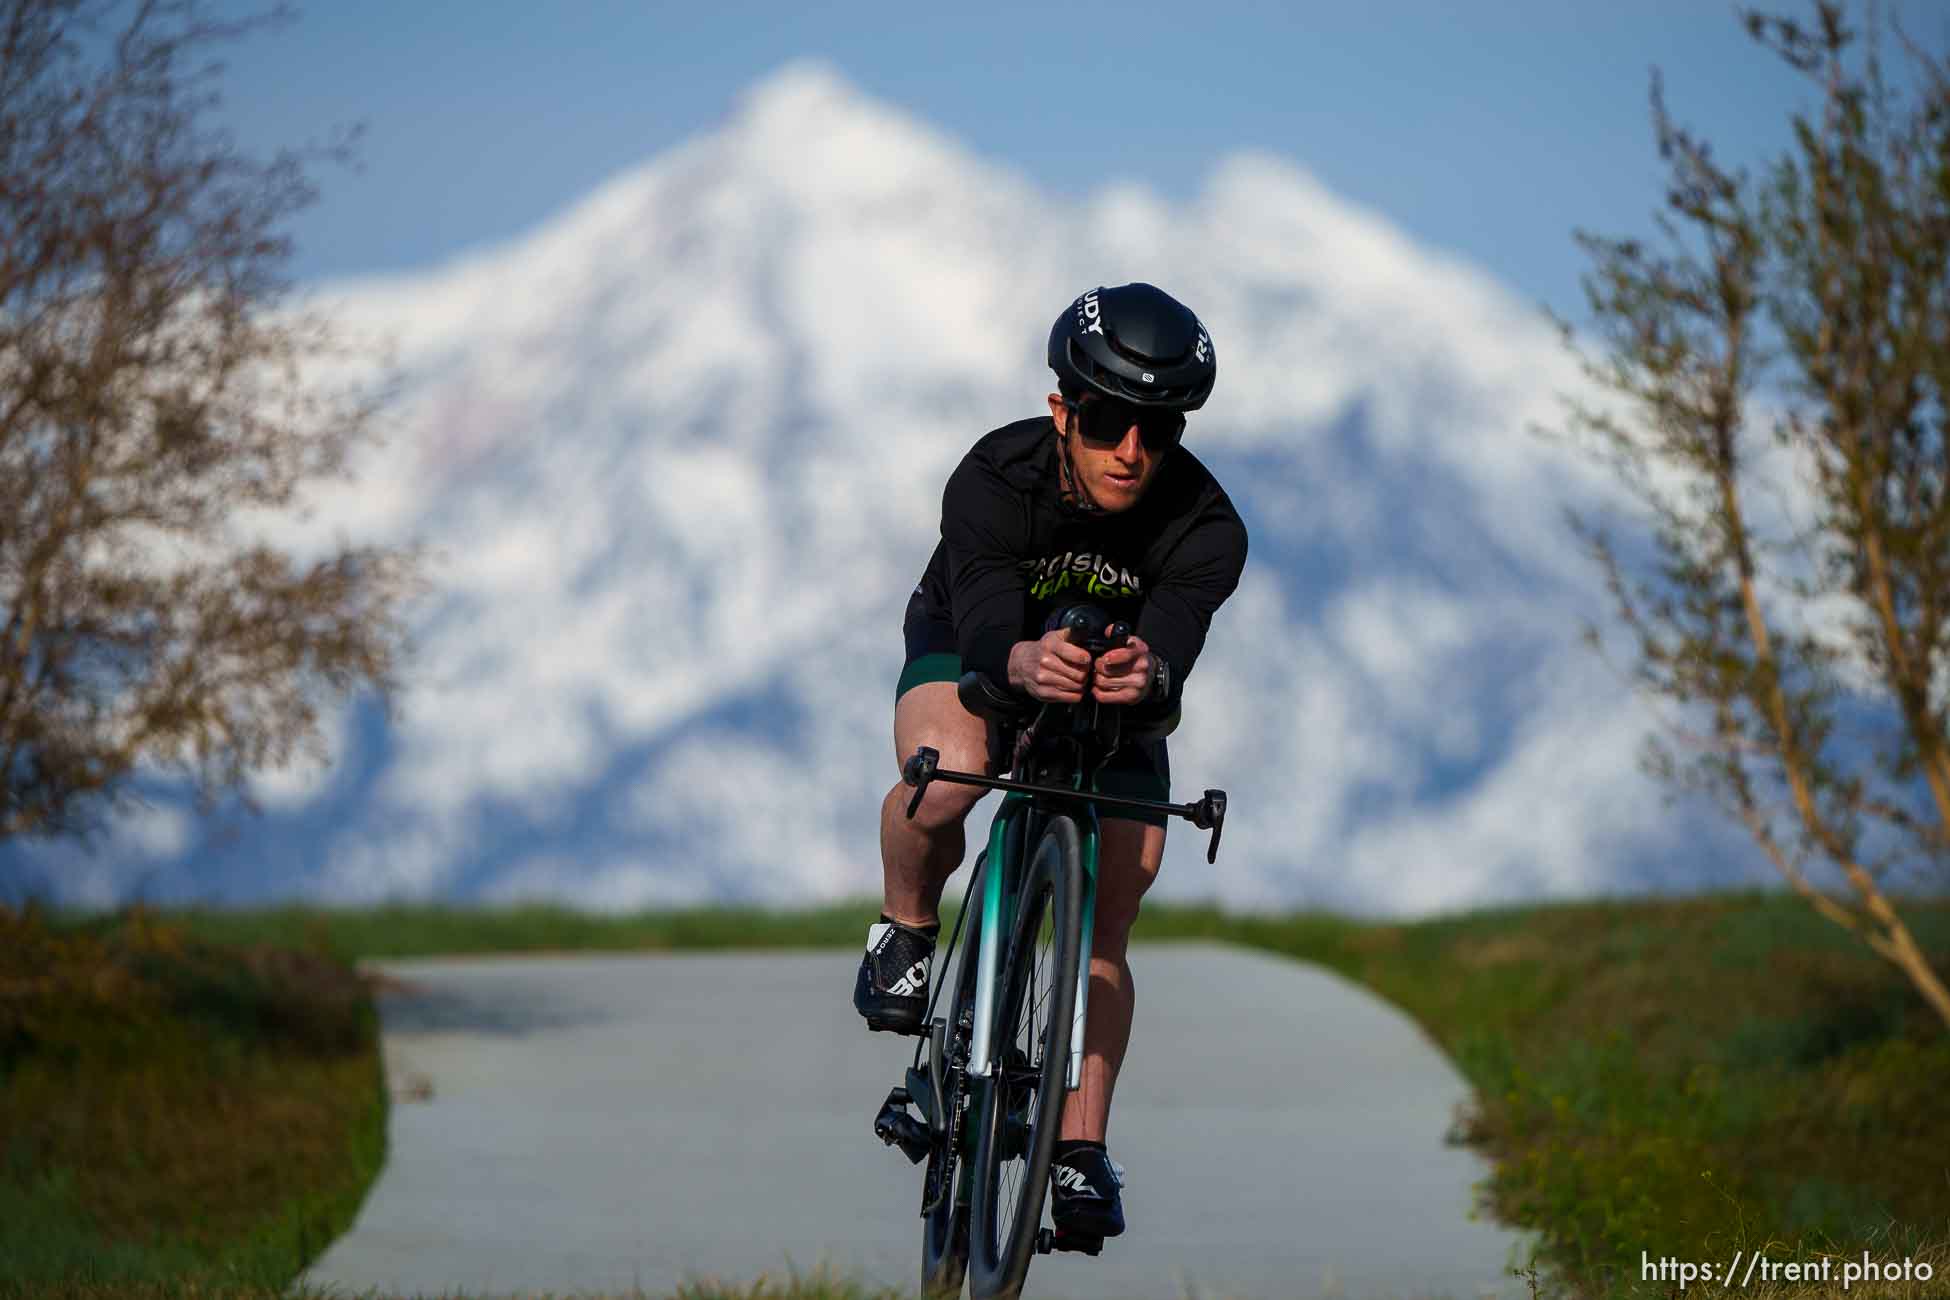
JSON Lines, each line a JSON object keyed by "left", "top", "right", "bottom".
{"left": 3, "top": 65, "right": 1741, "bottom": 917}
{"left": 721, "top": 60, "right": 984, "bottom": 206}
{"left": 728, "top": 60, "right": 887, "bottom": 144}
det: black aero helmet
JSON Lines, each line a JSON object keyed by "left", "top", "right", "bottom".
{"left": 1048, "top": 282, "right": 1215, "bottom": 411}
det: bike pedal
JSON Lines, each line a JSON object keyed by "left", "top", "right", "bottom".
{"left": 1034, "top": 1226, "right": 1104, "bottom": 1256}
{"left": 871, "top": 1087, "right": 931, "bottom": 1165}
{"left": 865, "top": 1016, "right": 927, "bottom": 1037}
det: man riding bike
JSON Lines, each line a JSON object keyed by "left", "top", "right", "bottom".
{"left": 853, "top": 282, "right": 1249, "bottom": 1242}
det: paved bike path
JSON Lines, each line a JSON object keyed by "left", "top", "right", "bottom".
{"left": 300, "top": 943, "right": 1533, "bottom": 1300}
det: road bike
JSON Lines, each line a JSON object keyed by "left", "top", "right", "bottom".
{"left": 871, "top": 605, "right": 1228, "bottom": 1300}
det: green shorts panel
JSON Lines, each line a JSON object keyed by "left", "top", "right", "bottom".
{"left": 896, "top": 652, "right": 963, "bottom": 701}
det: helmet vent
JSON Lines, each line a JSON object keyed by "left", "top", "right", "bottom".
{"left": 1109, "top": 331, "right": 1184, "bottom": 367}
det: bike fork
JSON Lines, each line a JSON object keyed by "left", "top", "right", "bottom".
{"left": 966, "top": 801, "right": 1018, "bottom": 1080}
{"left": 966, "top": 802, "right": 1099, "bottom": 1093}
{"left": 1067, "top": 816, "right": 1098, "bottom": 1092}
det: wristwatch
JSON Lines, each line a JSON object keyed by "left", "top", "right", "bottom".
{"left": 1148, "top": 653, "right": 1171, "bottom": 703}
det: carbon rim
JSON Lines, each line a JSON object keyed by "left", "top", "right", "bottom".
{"left": 922, "top": 907, "right": 978, "bottom": 1295}
{"left": 988, "top": 873, "right": 1055, "bottom": 1255}
{"left": 968, "top": 816, "right": 1081, "bottom": 1295}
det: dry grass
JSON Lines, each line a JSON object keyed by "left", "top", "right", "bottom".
{"left": 0, "top": 902, "right": 387, "bottom": 1288}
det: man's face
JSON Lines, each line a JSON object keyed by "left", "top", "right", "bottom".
{"left": 1047, "top": 392, "right": 1182, "bottom": 512}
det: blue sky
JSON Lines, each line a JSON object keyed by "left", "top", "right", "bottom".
{"left": 208, "top": 0, "right": 1935, "bottom": 319}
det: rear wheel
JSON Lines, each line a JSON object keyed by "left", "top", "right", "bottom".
{"left": 921, "top": 861, "right": 984, "bottom": 1297}
{"left": 965, "top": 816, "right": 1083, "bottom": 1300}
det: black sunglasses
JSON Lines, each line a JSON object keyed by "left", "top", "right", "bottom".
{"left": 1066, "top": 397, "right": 1185, "bottom": 452}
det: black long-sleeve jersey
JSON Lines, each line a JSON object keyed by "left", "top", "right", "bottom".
{"left": 910, "top": 416, "right": 1249, "bottom": 707}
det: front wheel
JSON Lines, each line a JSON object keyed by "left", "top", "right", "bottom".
{"left": 922, "top": 877, "right": 982, "bottom": 1297}
{"left": 965, "top": 815, "right": 1083, "bottom": 1300}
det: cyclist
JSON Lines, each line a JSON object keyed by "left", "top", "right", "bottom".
{"left": 853, "top": 282, "right": 1249, "bottom": 1241}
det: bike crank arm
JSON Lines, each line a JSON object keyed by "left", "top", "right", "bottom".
{"left": 903, "top": 747, "right": 1229, "bottom": 863}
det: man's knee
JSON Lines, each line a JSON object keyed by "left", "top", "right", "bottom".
{"left": 892, "top": 680, "right": 993, "bottom": 835}
{"left": 903, "top": 772, "right": 987, "bottom": 835}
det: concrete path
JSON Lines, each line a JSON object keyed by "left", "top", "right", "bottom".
{"left": 300, "top": 943, "right": 1534, "bottom": 1300}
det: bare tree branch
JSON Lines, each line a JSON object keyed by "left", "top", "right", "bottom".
{"left": 1552, "top": 0, "right": 1950, "bottom": 1031}
{"left": 0, "top": 0, "right": 422, "bottom": 854}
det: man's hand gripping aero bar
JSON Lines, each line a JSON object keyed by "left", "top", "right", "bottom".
{"left": 900, "top": 608, "right": 1229, "bottom": 863}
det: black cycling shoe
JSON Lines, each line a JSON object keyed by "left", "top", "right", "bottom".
{"left": 852, "top": 916, "right": 936, "bottom": 1036}
{"left": 1049, "top": 1143, "right": 1126, "bottom": 1238}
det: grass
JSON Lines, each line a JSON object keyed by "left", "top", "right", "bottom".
{"left": 1, "top": 1274, "right": 914, "bottom": 1300}
{"left": 8, "top": 889, "right": 1950, "bottom": 1298}
{"left": 138, "top": 900, "right": 884, "bottom": 961}
{"left": 1129, "top": 891, "right": 1950, "bottom": 1298}
{"left": 0, "top": 902, "right": 387, "bottom": 1293}
{"left": 2, "top": 1265, "right": 917, "bottom": 1300}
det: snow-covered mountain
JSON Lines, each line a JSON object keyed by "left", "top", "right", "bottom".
{"left": 2, "top": 62, "right": 1767, "bottom": 915}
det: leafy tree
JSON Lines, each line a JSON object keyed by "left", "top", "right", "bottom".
{"left": 1551, "top": 1, "right": 1950, "bottom": 1030}
{"left": 0, "top": 0, "right": 423, "bottom": 848}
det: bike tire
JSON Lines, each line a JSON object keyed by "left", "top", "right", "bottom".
{"left": 921, "top": 883, "right": 981, "bottom": 1297}
{"left": 965, "top": 814, "right": 1084, "bottom": 1300}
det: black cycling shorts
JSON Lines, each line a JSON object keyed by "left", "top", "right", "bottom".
{"left": 897, "top": 592, "right": 1170, "bottom": 827}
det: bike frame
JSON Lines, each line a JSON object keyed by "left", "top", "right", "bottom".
{"left": 878, "top": 686, "right": 1224, "bottom": 1188}
{"left": 966, "top": 792, "right": 1100, "bottom": 1092}
{"left": 876, "top": 678, "right": 1229, "bottom": 1280}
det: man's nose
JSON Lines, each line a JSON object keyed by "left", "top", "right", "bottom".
{"left": 1116, "top": 425, "right": 1144, "bottom": 461}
